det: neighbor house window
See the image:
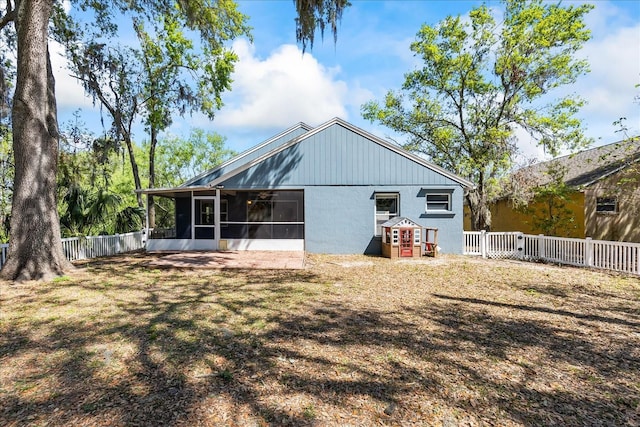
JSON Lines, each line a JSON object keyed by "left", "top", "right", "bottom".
{"left": 375, "top": 193, "right": 399, "bottom": 236}
{"left": 425, "top": 193, "right": 451, "bottom": 212}
{"left": 596, "top": 197, "right": 618, "bottom": 213}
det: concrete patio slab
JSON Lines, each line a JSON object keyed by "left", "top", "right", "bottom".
{"left": 144, "top": 251, "right": 305, "bottom": 270}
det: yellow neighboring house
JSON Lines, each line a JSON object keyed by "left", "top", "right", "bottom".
{"left": 464, "top": 138, "right": 640, "bottom": 242}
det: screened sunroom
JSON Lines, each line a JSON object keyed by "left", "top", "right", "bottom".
{"left": 143, "top": 188, "right": 305, "bottom": 251}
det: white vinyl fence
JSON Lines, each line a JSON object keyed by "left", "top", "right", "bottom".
{"left": 464, "top": 231, "right": 640, "bottom": 276}
{"left": 0, "top": 230, "right": 146, "bottom": 270}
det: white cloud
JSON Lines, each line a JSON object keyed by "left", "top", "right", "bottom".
{"left": 579, "top": 24, "right": 640, "bottom": 115}
{"left": 215, "top": 39, "right": 350, "bottom": 129}
{"left": 570, "top": 3, "right": 640, "bottom": 143}
{"left": 49, "top": 40, "right": 99, "bottom": 114}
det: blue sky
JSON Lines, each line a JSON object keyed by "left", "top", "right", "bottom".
{"left": 52, "top": 0, "right": 640, "bottom": 164}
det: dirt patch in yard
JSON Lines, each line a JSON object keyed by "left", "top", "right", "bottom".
{"left": 143, "top": 250, "right": 305, "bottom": 270}
{"left": 1, "top": 253, "right": 638, "bottom": 426}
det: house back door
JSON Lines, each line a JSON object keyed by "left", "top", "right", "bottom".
{"left": 400, "top": 228, "right": 413, "bottom": 257}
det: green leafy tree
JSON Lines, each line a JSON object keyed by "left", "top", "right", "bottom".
{"left": 133, "top": 14, "right": 247, "bottom": 228}
{"left": 154, "top": 129, "right": 235, "bottom": 188}
{"left": 362, "top": 0, "right": 593, "bottom": 231}
{"left": 57, "top": 113, "right": 141, "bottom": 236}
{"left": 0, "top": 48, "right": 12, "bottom": 242}
{"left": 64, "top": 42, "right": 146, "bottom": 207}
{"left": 151, "top": 129, "right": 235, "bottom": 229}
{"left": 0, "top": 0, "right": 349, "bottom": 281}
{"left": 522, "top": 163, "right": 577, "bottom": 236}
{"left": 0, "top": 131, "right": 11, "bottom": 242}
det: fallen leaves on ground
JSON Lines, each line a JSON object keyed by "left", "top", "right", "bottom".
{"left": 1, "top": 253, "right": 639, "bottom": 426}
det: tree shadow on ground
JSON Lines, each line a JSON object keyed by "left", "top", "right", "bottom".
{"left": 1, "top": 257, "right": 638, "bottom": 426}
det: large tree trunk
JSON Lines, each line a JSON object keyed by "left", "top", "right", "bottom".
{"left": 123, "top": 135, "right": 144, "bottom": 208}
{"left": 466, "top": 188, "right": 492, "bottom": 231}
{"left": 0, "top": 0, "right": 73, "bottom": 281}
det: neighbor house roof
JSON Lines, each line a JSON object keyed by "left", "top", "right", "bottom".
{"left": 138, "top": 117, "right": 475, "bottom": 195}
{"left": 510, "top": 137, "right": 640, "bottom": 192}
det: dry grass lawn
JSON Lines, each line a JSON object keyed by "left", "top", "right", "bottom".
{"left": 1, "top": 253, "right": 639, "bottom": 426}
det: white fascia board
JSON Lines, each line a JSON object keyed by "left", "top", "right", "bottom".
{"left": 136, "top": 185, "right": 210, "bottom": 195}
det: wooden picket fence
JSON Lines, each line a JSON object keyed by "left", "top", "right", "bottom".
{"left": 464, "top": 231, "right": 640, "bottom": 276}
{"left": 0, "top": 231, "right": 146, "bottom": 270}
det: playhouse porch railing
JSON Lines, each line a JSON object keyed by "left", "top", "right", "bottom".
{"left": 0, "top": 230, "right": 146, "bottom": 270}
{"left": 464, "top": 231, "right": 640, "bottom": 276}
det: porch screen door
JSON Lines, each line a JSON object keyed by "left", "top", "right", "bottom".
{"left": 193, "top": 197, "right": 216, "bottom": 240}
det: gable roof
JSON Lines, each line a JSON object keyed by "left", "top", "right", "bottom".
{"left": 204, "top": 117, "right": 474, "bottom": 189}
{"left": 512, "top": 137, "right": 640, "bottom": 191}
{"left": 139, "top": 117, "right": 474, "bottom": 195}
{"left": 381, "top": 217, "right": 421, "bottom": 228}
{"left": 180, "top": 122, "right": 313, "bottom": 188}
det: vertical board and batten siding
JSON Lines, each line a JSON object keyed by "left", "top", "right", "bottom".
{"left": 185, "top": 125, "right": 310, "bottom": 187}
{"left": 218, "top": 123, "right": 466, "bottom": 254}
{"left": 220, "top": 123, "right": 458, "bottom": 187}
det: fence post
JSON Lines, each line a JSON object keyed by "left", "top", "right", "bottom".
{"left": 585, "top": 237, "right": 593, "bottom": 268}
{"left": 480, "top": 230, "right": 487, "bottom": 258}
{"left": 516, "top": 232, "right": 524, "bottom": 259}
{"left": 115, "top": 233, "right": 121, "bottom": 254}
{"left": 538, "top": 234, "right": 545, "bottom": 260}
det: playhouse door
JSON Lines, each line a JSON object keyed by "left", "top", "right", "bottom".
{"left": 400, "top": 228, "right": 413, "bottom": 257}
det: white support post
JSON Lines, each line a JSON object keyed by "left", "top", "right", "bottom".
{"left": 191, "top": 191, "right": 195, "bottom": 240}
{"left": 480, "top": 230, "right": 487, "bottom": 259}
{"left": 516, "top": 232, "right": 524, "bottom": 259}
{"left": 585, "top": 237, "right": 593, "bottom": 268}
{"left": 214, "top": 188, "right": 221, "bottom": 247}
{"left": 538, "top": 234, "right": 545, "bottom": 260}
{"left": 144, "top": 193, "right": 150, "bottom": 245}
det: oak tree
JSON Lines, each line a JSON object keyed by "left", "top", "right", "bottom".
{"left": 362, "top": 0, "right": 593, "bottom": 231}
{"left": 0, "top": 0, "right": 349, "bottom": 281}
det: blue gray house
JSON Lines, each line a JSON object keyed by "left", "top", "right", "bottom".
{"left": 140, "top": 117, "right": 474, "bottom": 254}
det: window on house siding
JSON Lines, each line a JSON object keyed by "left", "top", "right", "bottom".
{"left": 375, "top": 193, "right": 399, "bottom": 236}
{"left": 426, "top": 193, "right": 451, "bottom": 212}
{"left": 596, "top": 197, "right": 618, "bottom": 213}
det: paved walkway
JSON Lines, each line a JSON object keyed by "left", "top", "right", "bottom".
{"left": 144, "top": 251, "right": 305, "bottom": 270}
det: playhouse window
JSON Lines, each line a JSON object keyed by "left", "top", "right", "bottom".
{"left": 596, "top": 197, "right": 618, "bottom": 213}
{"left": 375, "top": 193, "right": 399, "bottom": 236}
{"left": 426, "top": 193, "right": 451, "bottom": 212}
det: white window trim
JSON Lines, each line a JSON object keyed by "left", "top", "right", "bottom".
{"left": 425, "top": 193, "right": 452, "bottom": 212}
{"left": 375, "top": 193, "right": 400, "bottom": 236}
